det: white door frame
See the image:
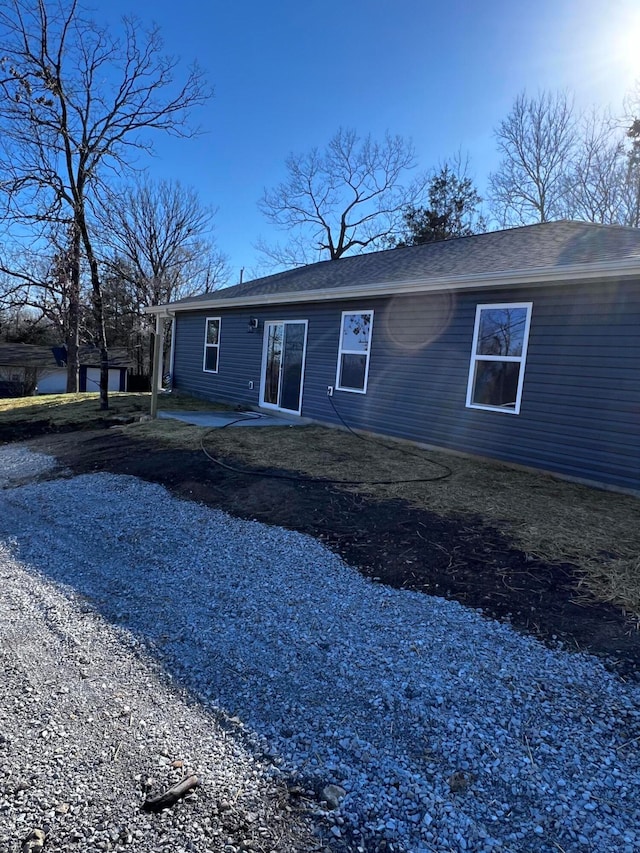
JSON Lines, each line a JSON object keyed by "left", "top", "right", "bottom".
{"left": 259, "top": 319, "right": 308, "bottom": 415}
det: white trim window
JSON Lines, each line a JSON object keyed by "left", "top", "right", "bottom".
{"left": 203, "top": 317, "right": 221, "bottom": 373}
{"left": 336, "top": 310, "right": 374, "bottom": 393}
{"left": 466, "top": 302, "right": 532, "bottom": 414}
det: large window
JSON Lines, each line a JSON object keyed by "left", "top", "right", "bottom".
{"left": 336, "top": 310, "right": 374, "bottom": 393}
{"left": 466, "top": 303, "right": 532, "bottom": 414}
{"left": 203, "top": 317, "right": 221, "bottom": 373}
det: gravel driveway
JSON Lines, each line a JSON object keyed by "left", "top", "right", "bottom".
{"left": 1, "top": 445, "right": 639, "bottom": 853}
{"left": 0, "top": 454, "right": 321, "bottom": 853}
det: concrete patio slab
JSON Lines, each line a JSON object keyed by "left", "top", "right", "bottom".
{"left": 158, "top": 410, "right": 308, "bottom": 428}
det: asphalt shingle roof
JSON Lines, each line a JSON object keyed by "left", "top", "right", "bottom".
{"left": 171, "top": 221, "right": 640, "bottom": 309}
{"left": 76, "top": 346, "right": 131, "bottom": 368}
{"left": 0, "top": 344, "right": 61, "bottom": 368}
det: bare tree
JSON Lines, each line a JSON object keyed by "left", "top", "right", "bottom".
{"left": 489, "top": 91, "right": 578, "bottom": 226}
{"left": 0, "top": 0, "right": 211, "bottom": 407}
{"left": 0, "top": 226, "right": 95, "bottom": 386}
{"left": 563, "top": 110, "right": 628, "bottom": 225}
{"left": 98, "top": 177, "right": 229, "bottom": 376}
{"left": 257, "top": 128, "right": 425, "bottom": 268}
{"left": 0, "top": 221, "right": 83, "bottom": 388}
{"left": 0, "top": 231, "right": 71, "bottom": 325}
{"left": 0, "top": 269, "right": 55, "bottom": 343}
{"left": 100, "top": 178, "right": 229, "bottom": 305}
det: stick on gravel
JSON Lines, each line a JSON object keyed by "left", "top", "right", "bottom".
{"left": 21, "top": 828, "right": 46, "bottom": 853}
{"left": 141, "top": 774, "right": 199, "bottom": 812}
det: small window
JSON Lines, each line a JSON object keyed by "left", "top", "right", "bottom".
{"left": 203, "top": 317, "right": 221, "bottom": 373}
{"left": 336, "top": 310, "right": 374, "bottom": 393}
{"left": 466, "top": 303, "right": 532, "bottom": 414}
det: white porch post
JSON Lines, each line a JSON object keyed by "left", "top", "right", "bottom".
{"left": 150, "top": 313, "right": 165, "bottom": 419}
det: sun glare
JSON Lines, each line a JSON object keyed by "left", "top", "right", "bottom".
{"left": 610, "top": 8, "right": 640, "bottom": 82}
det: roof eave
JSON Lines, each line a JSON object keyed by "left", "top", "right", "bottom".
{"left": 144, "top": 258, "right": 640, "bottom": 315}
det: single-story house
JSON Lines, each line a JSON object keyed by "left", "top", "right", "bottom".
{"left": 146, "top": 221, "right": 640, "bottom": 493}
{"left": 0, "top": 344, "right": 130, "bottom": 396}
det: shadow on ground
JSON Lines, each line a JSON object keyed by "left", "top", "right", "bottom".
{"left": 29, "top": 427, "right": 640, "bottom": 681}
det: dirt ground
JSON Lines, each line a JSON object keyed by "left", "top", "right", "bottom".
{"left": 23, "top": 426, "right": 640, "bottom": 681}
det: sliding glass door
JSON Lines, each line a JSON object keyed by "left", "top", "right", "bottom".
{"left": 261, "top": 321, "right": 308, "bottom": 414}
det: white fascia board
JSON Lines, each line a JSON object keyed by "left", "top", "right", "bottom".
{"left": 143, "top": 258, "right": 640, "bottom": 315}
{"left": 145, "top": 306, "right": 176, "bottom": 317}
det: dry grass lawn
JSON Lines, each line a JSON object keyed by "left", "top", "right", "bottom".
{"left": 0, "top": 391, "right": 226, "bottom": 428}
{"left": 131, "top": 417, "right": 640, "bottom": 618}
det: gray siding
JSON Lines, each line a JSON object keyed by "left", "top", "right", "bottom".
{"left": 172, "top": 279, "right": 640, "bottom": 491}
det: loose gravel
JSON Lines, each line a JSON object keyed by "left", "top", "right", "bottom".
{"left": 1, "top": 444, "right": 639, "bottom": 853}
{"left": 0, "top": 445, "right": 57, "bottom": 487}
{"left": 0, "top": 453, "right": 322, "bottom": 853}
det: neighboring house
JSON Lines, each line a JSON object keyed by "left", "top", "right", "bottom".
{"left": 146, "top": 221, "right": 640, "bottom": 493}
{"left": 0, "top": 344, "right": 130, "bottom": 396}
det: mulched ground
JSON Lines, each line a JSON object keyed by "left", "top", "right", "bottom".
{"left": 17, "top": 425, "right": 640, "bottom": 681}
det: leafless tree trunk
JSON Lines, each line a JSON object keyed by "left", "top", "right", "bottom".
{"left": 64, "top": 225, "right": 81, "bottom": 392}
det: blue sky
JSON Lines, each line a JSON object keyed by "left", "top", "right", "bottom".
{"left": 103, "top": 0, "right": 640, "bottom": 283}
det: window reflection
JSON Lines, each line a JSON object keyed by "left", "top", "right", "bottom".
{"left": 467, "top": 304, "right": 532, "bottom": 414}
{"left": 476, "top": 308, "right": 527, "bottom": 357}
{"left": 341, "top": 313, "right": 372, "bottom": 352}
{"left": 203, "top": 318, "right": 221, "bottom": 373}
{"left": 472, "top": 361, "right": 520, "bottom": 409}
{"left": 337, "top": 311, "right": 374, "bottom": 393}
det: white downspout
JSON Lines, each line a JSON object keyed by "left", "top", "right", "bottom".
{"left": 168, "top": 313, "right": 176, "bottom": 387}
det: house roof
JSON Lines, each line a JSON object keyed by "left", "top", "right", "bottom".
{"left": 0, "top": 344, "right": 61, "bottom": 368}
{"left": 76, "top": 346, "right": 131, "bottom": 368}
{"left": 146, "top": 220, "right": 640, "bottom": 315}
{"left": 0, "top": 344, "right": 131, "bottom": 369}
